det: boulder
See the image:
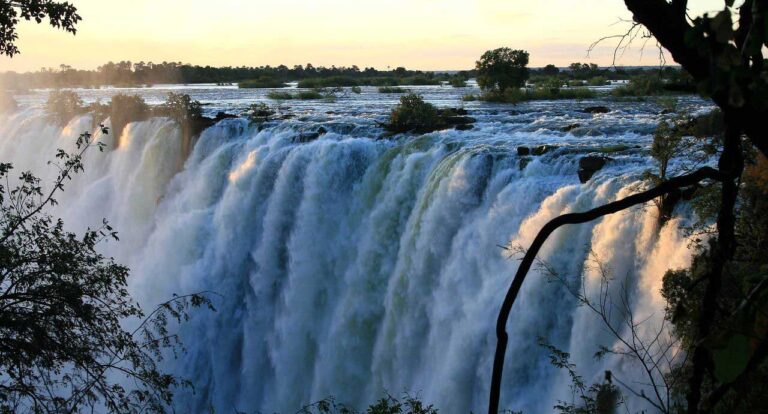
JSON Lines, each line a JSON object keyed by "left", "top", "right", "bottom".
{"left": 532, "top": 145, "right": 557, "bottom": 156}
{"left": 562, "top": 123, "right": 581, "bottom": 132}
{"left": 582, "top": 106, "right": 610, "bottom": 114}
{"left": 517, "top": 146, "right": 531, "bottom": 156}
{"left": 577, "top": 156, "right": 608, "bottom": 183}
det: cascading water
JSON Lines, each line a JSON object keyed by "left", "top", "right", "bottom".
{"left": 0, "top": 85, "right": 714, "bottom": 413}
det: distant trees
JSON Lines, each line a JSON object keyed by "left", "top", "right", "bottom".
{"left": 0, "top": 0, "right": 81, "bottom": 57}
{"left": 475, "top": 48, "right": 530, "bottom": 93}
{"left": 542, "top": 64, "right": 560, "bottom": 76}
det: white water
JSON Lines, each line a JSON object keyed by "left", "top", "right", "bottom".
{"left": 0, "top": 86, "right": 711, "bottom": 413}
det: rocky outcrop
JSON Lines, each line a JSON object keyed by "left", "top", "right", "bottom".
{"left": 578, "top": 156, "right": 609, "bottom": 183}
{"left": 562, "top": 123, "right": 581, "bottom": 132}
{"left": 582, "top": 106, "right": 610, "bottom": 114}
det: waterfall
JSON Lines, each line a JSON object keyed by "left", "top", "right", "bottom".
{"left": 0, "top": 103, "right": 697, "bottom": 413}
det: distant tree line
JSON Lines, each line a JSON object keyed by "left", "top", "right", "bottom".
{"left": 0, "top": 61, "right": 475, "bottom": 89}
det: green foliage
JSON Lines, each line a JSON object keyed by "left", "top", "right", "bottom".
{"left": 154, "top": 92, "right": 202, "bottom": 125}
{"left": 0, "top": 0, "right": 81, "bottom": 57}
{"left": 461, "top": 94, "right": 477, "bottom": 102}
{"left": 0, "top": 129, "right": 214, "bottom": 413}
{"left": 542, "top": 64, "right": 560, "bottom": 76}
{"left": 378, "top": 86, "right": 407, "bottom": 94}
{"left": 385, "top": 93, "right": 442, "bottom": 134}
{"left": 350, "top": 86, "right": 362, "bottom": 94}
{"left": 267, "top": 91, "right": 294, "bottom": 100}
{"left": 108, "top": 94, "right": 150, "bottom": 136}
{"left": 298, "top": 76, "right": 359, "bottom": 88}
{"left": 246, "top": 102, "right": 275, "bottom": 125}
{"left": 475, "top": 48, "right": 530, "bottom": 92}
{"left": 297, "top": 90, "right": 324, "bottom": 100}
{"left": 611, "top": 75, "right": 665, "bottom": 97}
{"left": 292, "top": 394, "right": 437, "bottom": 414}
{"left": 238, "top": 77, "right": 286, "bottom": 88}
{"left": 479, "top": 86, "right": 596, "bottom": 103}
{"left": 44, "top": 89, "right": 85, "bottom": 126}
{"left": 587, "top": 76, "right": 608, "bottom": 86}
{"left": 449, "top": 77, "right": 467, "bottom": 88}
{"left": 539, "top": 339, "right": 623, "bottom": 414}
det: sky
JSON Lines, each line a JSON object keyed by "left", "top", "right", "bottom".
{"left": 0, "top": 0, "right": 726, "bottom": 72}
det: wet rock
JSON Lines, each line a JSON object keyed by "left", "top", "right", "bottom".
{"left": 562, "top": 123, "right": 581, "bottom": 132}
{"left": 454, "top": 124, "right": 474, "bottom": 131}
{"left": 532, "top": 145, "right": 557, "bottom": 156}
{"left": 517, "top": 147, "right": 531, "bottom": 156}
{"left": 582, "top": 106, "right": 610, "bottom": 114}
{"left": 519, "top": 157, "right": 531, "bottom": 171}
{"left": 296, "top": 127, "right": 328, "bottom": 143}
{"left": 578, "top": 156, "right": 608, "bottom": 183}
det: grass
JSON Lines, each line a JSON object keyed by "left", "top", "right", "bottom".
{"left": 450, "top": 78, "right": 468, "bottom": 88}
{"left": 296, "top": 76, "right": 441, "bottom": 88}
{"left": 595, "top": 144, "right": 632, "bottom": 153}
{"left": 266, "top": 91, "right": 294, "bottom": 100}
{"left": 266, "top": 90, "right": 327, "bottom": 100}
{"left": 238, "top": 77, "right": 287, "bottom": 88}
{"left": 479, "top": 87, "right": 597, "bottom": 103}
{"left": 378, "top": 86, "right": 407, "bottom": 93}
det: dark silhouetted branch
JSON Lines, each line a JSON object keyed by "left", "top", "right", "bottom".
{"left": 488, "top": 166, "right": 724, "bottom": 414}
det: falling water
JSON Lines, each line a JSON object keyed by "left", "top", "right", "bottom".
{"left": 0, "top": 86, "right": 713, "bottom": 413}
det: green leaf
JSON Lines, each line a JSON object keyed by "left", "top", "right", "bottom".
{"left": 712, "top": 334, "right": 751, "bottom": 383}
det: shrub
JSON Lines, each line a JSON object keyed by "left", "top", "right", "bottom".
{"left": 611, "top": 75, "right": 665, "bottom": 97}
{"left": 480, "top": 86, "right": 596, "bottom": 103}
{"left": 109, "top": 94, "right": 150, "bottom": 136}
{"left": 297, "top": 76, "right": 359, "bottom": 88}
{"left": 238, "top": 77, "right": 286, "bottom": 88}
{"left": 385, "top": 93, "right": 442, "bottom": 133}
{"left": 588, "top": 76, "right": 608, "bottom": 86}
{"left": 154, "top": 92, "right": 202, "bottom": 124}
{"left": 461, "top": 94, "right": 477, "bottom": 102}
{"left": 350, "top": 86, "right": 362, "bottom": 94}
{"left": 297, "top": 90, "right": 324, "bottom": 100}
{"left": 246, "top": 102, "right": 274, "bottom": 124}
{"left": 378, "top": 86, "right": 407, "bottom": 93}
{"left": 400, "top": 76, "right": 440, "bottom": 86}
{"left": 266, "top": 91, "right": 294, "bottom": 100}
{"left": 449, "top": 78, "right": 467, "bottom": 87}
{"left": 45, "top": 90, "right": 85, "bottom": 126}
{"left": 475, "top": 47, "right": 530, "bottom": 92}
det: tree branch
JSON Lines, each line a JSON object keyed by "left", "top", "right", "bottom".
{"left": 488, "top": 166, "right": 724, "bottom": 414}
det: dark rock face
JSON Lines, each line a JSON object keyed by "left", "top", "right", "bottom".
{"left": 562, "top": 123, "right": 581, "bottom": 132}
{"left": 454, "top": 124, "right": 474, "bottom": 131}
{"left": 532, "top": 145, "right": 556, "bottom": 155}
{"left": 296, "top": 127, "right": 328, "bottom": 143}
{"left": 582, "top": 106, "right": 610, "bottom": 114}
{"left": 578, "top": 156, "right": 608, "bottom": 183}
{"left": 517, "top": 147, "right": 531, "bottom": 156}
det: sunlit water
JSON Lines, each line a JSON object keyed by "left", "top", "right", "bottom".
{"left": 0, "top": 84, "right": 714, "bottom": 413}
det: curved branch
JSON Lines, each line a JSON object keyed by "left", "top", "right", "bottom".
{"left": 487, "top": 166, "right": 724, "bottom": 414}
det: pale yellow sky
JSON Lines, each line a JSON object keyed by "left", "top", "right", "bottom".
{"left": 0, "top": 0, "right": 725, "bottom": 72}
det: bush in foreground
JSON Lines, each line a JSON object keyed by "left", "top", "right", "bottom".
{"left": 0, "top": 129, "right": 214, "bottom": 413}
{"left": 384, "top": 93, "right": 442, "bottom": 133}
